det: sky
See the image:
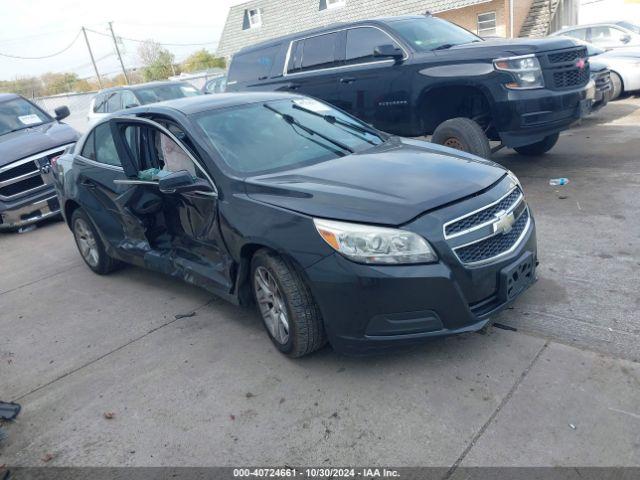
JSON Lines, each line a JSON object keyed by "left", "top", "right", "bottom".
{"left": 0, "top": 0, "right": 243, "bottom": 80}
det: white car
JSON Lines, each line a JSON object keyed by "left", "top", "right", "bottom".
{"left": 552, "top": 21, "right": 640, "bottom": 50}
{"left": 582, "top": 41, "right": 640, "bottom": 99}
{"left": 87, "top": 81, "right": 201, "bottom": 127}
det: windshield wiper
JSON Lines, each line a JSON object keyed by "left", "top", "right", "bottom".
{"left": 291, "top": 103, "right": 381, "bottom": 144}
{"left": 0, "top": 124, "right": 45, "bottom": 136}
{"left": 432, "top": 43, "right": 457, "bottom": 51}
{"left": 264, "top": 104, "right": 354, "bottom": 154}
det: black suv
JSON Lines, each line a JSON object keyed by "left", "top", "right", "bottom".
{"left": 0, "top": 94, "right": 78, "bottom": 231}
{"left": 226, "top": 15, "right": 594, "bottom": 158}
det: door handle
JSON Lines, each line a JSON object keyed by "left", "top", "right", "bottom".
{"left": 283, "top": 82, "right": 301, "bottom": 90}
{"left": 81, "top": 179, "right": 96, "bottom": 189}
{"left": 339, "top": 77, "right": 356, "bottom": 84}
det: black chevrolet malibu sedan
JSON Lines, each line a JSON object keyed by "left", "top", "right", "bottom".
{"left": 53, "top": 92, "right": 536, "bottom": 357}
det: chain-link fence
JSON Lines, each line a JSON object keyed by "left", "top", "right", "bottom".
{"left": 33, "top": 92, "right": 96, "bottom": 133}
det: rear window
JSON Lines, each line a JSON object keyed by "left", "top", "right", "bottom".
{"left": 288, "top": 32, "right": 339, "bottom": 73}
{"left": 134, "top": 83, "right": 201, "bottom": 105}
{"left": 228, "top": 46, "right": 279, "bottom": 83}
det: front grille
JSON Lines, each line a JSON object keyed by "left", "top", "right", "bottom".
{"left": 454, "top": 208, "right": 530, "bottom": 264}
{"left": 0, "top": 146, "right": 67, "bottom": 201}
{"left": 552, "top": 68, "right": 590, "bottom": 89}
{"left": 548, "top": 48, "right": 587, "bottom": 64}
{"left": 445, "top": 187, "right": 522, "bottom": 237}
{"left": 543, "top": 47, "right": 590, "bottom": 91}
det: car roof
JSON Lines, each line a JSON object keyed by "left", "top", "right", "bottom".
{"left": 236, "top": 15, "right": 424, "bottom": 54}
{"left": 131, "top": 91, "right": 301, "bottom": 116}
{"left": 96, "top": 81, "right": 193, "bottom": 94}
{"left": 0, "top": 93, "right": 21, "bottom": 102}
{"left": 556, "top": 21, "right": 627, "bottom": 31}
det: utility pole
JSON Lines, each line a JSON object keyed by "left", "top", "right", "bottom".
{"left": 82, "top": 27, "right": 103, "bottom": 89}
{"left": 108, "top": 22, "right": 130, "bottom": 84}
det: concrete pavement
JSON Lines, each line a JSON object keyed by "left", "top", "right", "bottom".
{"left": 1, "top": 99, "right": 639, "bottom": 469}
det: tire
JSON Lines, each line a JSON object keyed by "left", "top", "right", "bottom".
{"left": 251, "top": 249, "right": 327, "bottom": 357}
{"left": 431, "top": 117, "right": 492, "bottom": 159}
{"left": 514, "top": 133, "right": 560, "bottom": 156}
{"left": 71, "top": 208, "right": 121, "bottom": 275}
{"left": 610, "top": 71, "right": 623, "bottom": 101}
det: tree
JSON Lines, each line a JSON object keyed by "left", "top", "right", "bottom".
{"left": 137, "top": 40, "right": 176, "bottom": 82}
{"left": 41, "top": 72, "right": 81, "bottom": 95}
{"left": 181, "top": 49, "right": 226, "bottom": 73}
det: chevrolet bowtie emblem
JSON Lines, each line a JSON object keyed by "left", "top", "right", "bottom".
{"left": 493, "top": 210, "right": 515, "bottom": 234}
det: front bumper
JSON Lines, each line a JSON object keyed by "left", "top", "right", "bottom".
{"left": 0, "top": 186, "right": 61, "bottom": 231}
{"left": 304, "top": 215, "right": 537, "bottom": 355}
{"left": 494, "top": 81, "right": 592, "bottom": 148}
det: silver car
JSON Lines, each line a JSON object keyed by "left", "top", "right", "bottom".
{"left": 579, "top": 40, "right": 640, "bottom": 99}
{"left": 552, "top": 21, "right": 640, "bottom": 50}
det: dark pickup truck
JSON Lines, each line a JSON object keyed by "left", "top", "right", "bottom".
{"left": 0, "top": 94, "right": 78, "bottom": 231}
{"left": 226, "top": 14, "right": 595, "bottom": 158}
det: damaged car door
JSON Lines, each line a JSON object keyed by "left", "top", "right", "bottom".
{"left": 108, "top": 117, "right": 233, "bottom": 295}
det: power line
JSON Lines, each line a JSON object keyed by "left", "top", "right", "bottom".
{"left": 84, "top": 27, "right": 218, "bottom": 47}
{"left": 0, "top": 30, "right": 82, "bottom": 59}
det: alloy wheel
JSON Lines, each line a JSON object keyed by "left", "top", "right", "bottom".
{"left": 444, "top": 137, "right": 465, "bottom": 151}
{"left": 74, "top": 218, "right": 100, "bottom": 267}
{"left": 254, "top": 266, "right": 290, "bottom": 345}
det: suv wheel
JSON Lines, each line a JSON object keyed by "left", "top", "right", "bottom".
{"left": 431, "top": 117, "right": 492, "bottom": 159}
{"left": 71, "top": 209, "right": 121, "bottom": 275}
{"left": 251, "top": 249, "right": 327, "bottom": 357}
{"left": 514, "top": 133, "right": 559, "bottom": 156}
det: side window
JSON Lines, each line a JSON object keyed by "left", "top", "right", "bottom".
{"left": 93, "top": 94, "right": 107, "bottom": 113}
{"left": 228, "top": 46, "right": 279, "bottom": 83}
{"left": 81, "top": 131, "right": 96, "bottom": 160}
{"left": 93, "top": 124, "right": 121, "bottom": 167}
{"left": 590, "top": 26, "right": 627, "bottom": 44}
{"left": 345, "top": 27, "right": 400, "bottom": 65}
{"left": 106, "top": 92, "right": 122, "bottom": 113}
{"left": 121, "top": 90, "right": 139, "bottom": 109}
{"left": 299, "top": 32, "right": 339, "bottom": 71}
{"left": 565, "top": 28, "right": 587, "bottom": 41}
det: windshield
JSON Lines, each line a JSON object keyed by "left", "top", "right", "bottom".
{"left": 617, "top": 21, "right": 640, "bottom": 34}
{"left": 389, "top": 17, "right": 481, "bottom": 52}
{"left": 194, "top": 98, "right": 384, "bottom": 174}
{"left": 134, "top": 83, "right": 201, "bottom": 104}
{"left": 0, "top": 97, "right": 51, "bottom": 136}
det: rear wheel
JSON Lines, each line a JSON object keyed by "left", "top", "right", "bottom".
{"left": 513, "top": 133, "right": 559, "bottom": 156}
{"left": 431, "top": 117, "right": 492, "bottom": 159}
{"left": 251, "top": 249, "right": 326, "bottom": 357}
{"left": 610, "top": 71, "right": 623, "bottom": 100}
{"left": 71, "top": 209, "right": 121, "bottom": 275}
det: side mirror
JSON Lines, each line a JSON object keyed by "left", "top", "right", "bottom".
{"left": 158, "top": 170, "right": 214, "bottom": 195}
{"left": 621, "top": 33, "right": 631, "bottom": 44}
{"left": 54, "top": 105, "right": 70, "bottom": 121}
{"left": 373, "top": 44, "right": 404, "bottom": 62}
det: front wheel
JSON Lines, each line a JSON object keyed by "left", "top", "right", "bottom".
{"left": 431, "top": 117, "right": 492, "bottom": 159}
{"left": 513, "top": 133, "right": 559, "bottom": 156}
{"left": 610, "top": 71, "right": 623, "bottom": 100}
{"left": 251, "top": 249, "right": 326, "bottom": 357}
{"left": 71, "top": 209, "right": 121, "bottom": 275}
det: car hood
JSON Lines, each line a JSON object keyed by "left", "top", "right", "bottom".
{"left": 423, "top": 37, "right": 581, "bottom": 61}
{"left": 244, "top": 137, "right": 506, "bottom": 226}
{"left": 0, "top": 122, "right": 78, "bottom": 168}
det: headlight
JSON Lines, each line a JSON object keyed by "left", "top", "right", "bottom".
{"left": 507, "top": 170, "right": 522, "bottom": 189}
{"left": 314, "top": 218, "right": 437, "bottom": 265}
{"left": 494, "top": 54, "right": 544, "bottom": 89}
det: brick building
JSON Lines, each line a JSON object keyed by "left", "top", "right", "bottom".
{"left": 216, "top": 0, "right": 577, "bottom": 58}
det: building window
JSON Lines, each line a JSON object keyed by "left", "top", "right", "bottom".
{"left": 243, "top": 8, "right": 262, "bottom": 30}
{"left": 477, "top": 12, "right": 496, "bottom": 36}
{"left": 320, "top": 0, "right": 345, "bottom": 10}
